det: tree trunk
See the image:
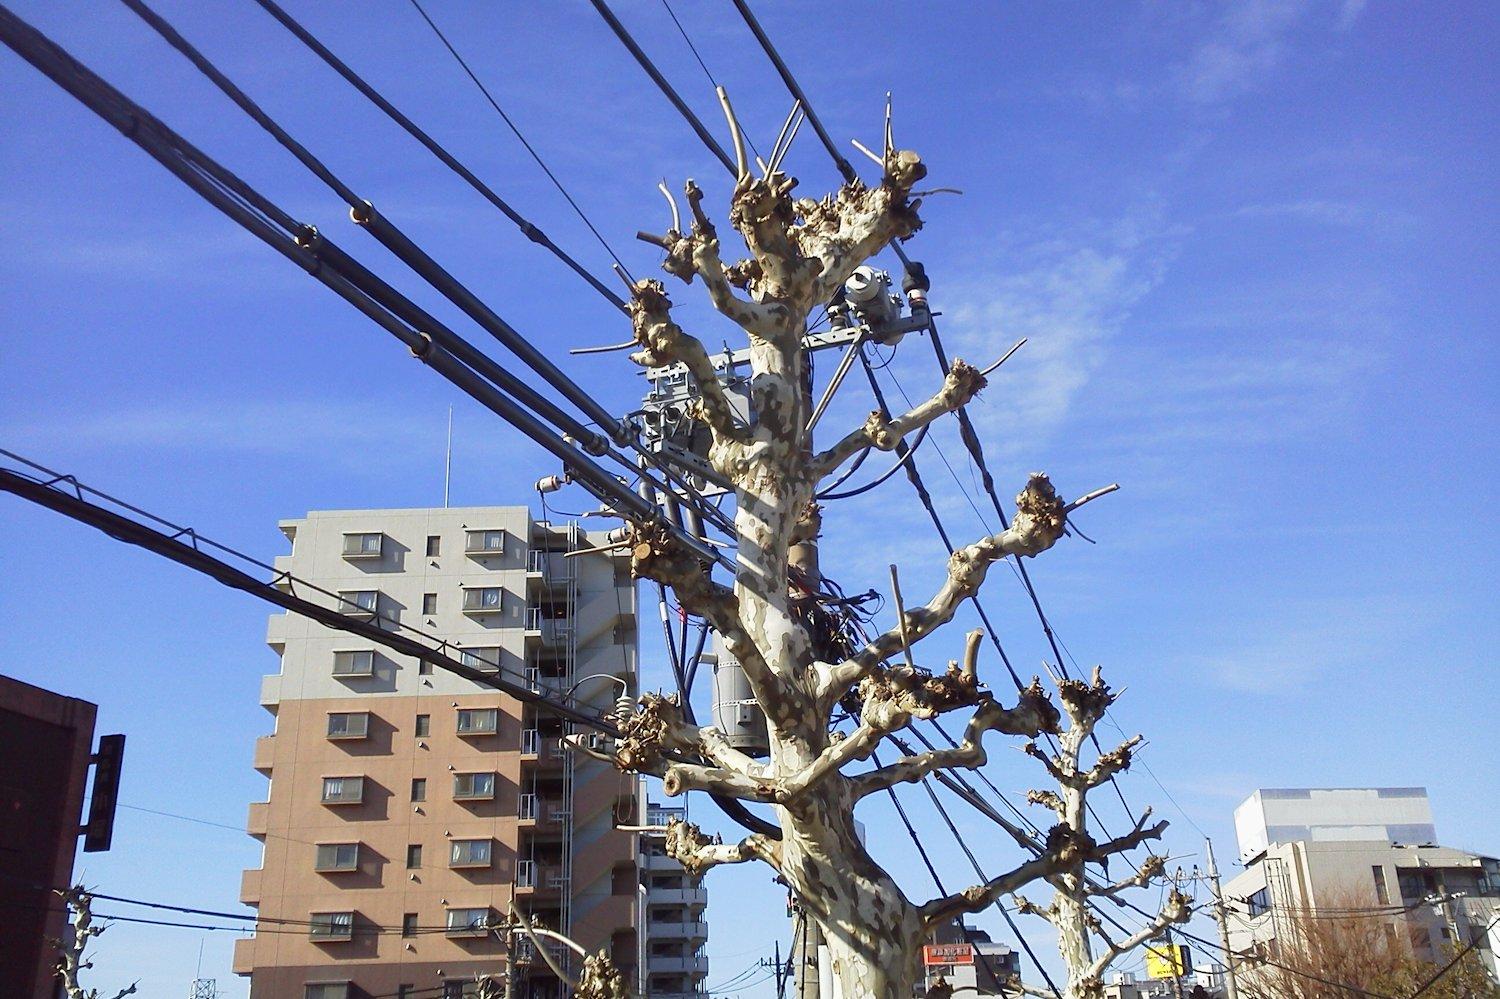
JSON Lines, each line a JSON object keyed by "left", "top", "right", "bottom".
{"left": 777, "top": 786, "right": 924, "bottom": 999}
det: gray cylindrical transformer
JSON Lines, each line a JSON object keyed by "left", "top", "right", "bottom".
{"left": 708, "top": 632, "right": 770, "bottom": 757}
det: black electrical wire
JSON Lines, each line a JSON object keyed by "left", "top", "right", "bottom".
{"left": 250, "top": 0, "right": 626, "bottom": 311}
{"left": 0, "top": 8, "right": 748, "bottom": 572}
{"left": 728, "top": 0, "right": 855, "bottom": 185}
{"left": 658, "top": 0, "right": 763, "bottom": 164}
{"left": 120, "top": 0, "right": 624, "bottom": 452}
{"left": 913, "top": 766, "right": 1067, "bottom": 999}
{"left": 587, "top": 0, "right": 737, "bottom": 176}
{"left": 405, "top": 0, "right": 634, "bottom": 283}
{"left": 816, "top": 423, "right": 930, "bottom": 501}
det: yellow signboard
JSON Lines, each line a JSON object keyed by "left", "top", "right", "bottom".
{"left": 1144, "top": 943, "right": 1189, "bottom": 979}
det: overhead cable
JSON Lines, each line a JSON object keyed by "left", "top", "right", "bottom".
{"left": 405, "top": 0, "right": 635, "bottom": 283}
{"left": 586, "top": 0, "right": 737, "bottom": 176}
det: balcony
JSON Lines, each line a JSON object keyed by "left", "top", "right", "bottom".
{"left": 231, "top": 937, "right": 255, "bottom": 975}
{"left": 258, "top": 674, "right": 282, "bottom": 709}
{"left": 647, "top": 886, "right": 708, "bottom": 907}
{"left": 518, "top": 794, "right": 568, "bottom": 830}
{"left": 642, "top": 852, "right": 688, "bottom": 873}
{"left": 516, "top": 861, "right": 567, "bottom": 895}
{"left": 648, "top": 919, "right": 708, "bottom": 941}
{"left": 252, "top": 735, "right": 275, "bottom": 774}
{"left": 240, "top": 868, "right": 262, "bottom": 905}
{"left": 649, "top": 954, "right": 709, "bottom": 976}
{"left": 523, "top": 608, "right": 571, "bottom": 648}
{"left": 526, "top": 550, "right": 574, "bottom": 591}
{"left": 246, "top": 801, "right": 269, "bottom": 838}
{"left": 520, "top": 730, "right": 566, "bottom": 767}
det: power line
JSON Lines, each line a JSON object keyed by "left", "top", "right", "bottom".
{"left": 405, "top": 0, "right": 633, "bottom": 282}
{"left": 586, "top": 0, "right": 736, "bottom": 175}
{"left": 249, "top": 0, "right": 626, "bottom": 311}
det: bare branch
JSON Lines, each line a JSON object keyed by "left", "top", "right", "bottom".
{"left": 812, "top": 359, "right": 987, "bottom": 477}
{"left": 919, "top": 825, "right": 1087, "bottom": 930}
{"left": 1087, "top": 854, "right": 1167, "bottom": 900}
{"left": 611, "top": 692, "right": 767, "bottom": 783}
{"left": 820, "top": 474, "right": 1085, "bottom": 701}
{"left": 1092, "top": 806, "right": 1170, "bottom": 860}
{"left": 626, "top": 279, "right": 749, "bottom": 448}
{"left": 851, "top": 680, "right": 1060, "bottom": 801}
{"left": 1086, "top": 889, "right": 1192, "bottom": 980}
{"left": 664, "top": 817, "right": 781, "bottom": 876}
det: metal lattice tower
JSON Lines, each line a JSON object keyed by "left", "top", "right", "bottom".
{"left": 189, "top": 979, "right": 217, "bottom": 999}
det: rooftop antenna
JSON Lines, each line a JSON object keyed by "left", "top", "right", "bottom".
{"left": 443, "top": 405, "right": 453, "bottom": 508}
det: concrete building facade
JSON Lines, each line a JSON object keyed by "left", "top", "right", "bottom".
{"left": 1223, "top": 788, "right": 1500, "bottom": 979}
{"left": 0, "top": 675, "right": 99, "bottom": 999}
{"left": 234, "top": 507, "right": 640, "bottom": 998}
{"left": 639, "top": 801, "right": 710, "bottom": 998}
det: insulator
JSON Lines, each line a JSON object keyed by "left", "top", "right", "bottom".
{"left": 606, "top": 526, "right": 630, "bottom": 545}
{"left": 613, "top": 695, "right": 635, "bottom": 726}
{"left": 535, "top": 473, "right": 570, "bottom": 494}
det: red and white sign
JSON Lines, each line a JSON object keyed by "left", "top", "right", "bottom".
{"left": 923, "top": 943, "right": 974, "bottom": 966}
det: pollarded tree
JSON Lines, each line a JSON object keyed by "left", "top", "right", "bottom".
{"left": 583, "top": 92, "right": 1180, "bottom": 999}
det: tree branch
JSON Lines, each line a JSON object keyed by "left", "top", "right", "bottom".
{"left": 820, "top": 474, "right": 1089, "bottom": 701}
{"left": 918, "top": 826, "right": 1085, "bottom": 931}
{"left": 626, "top": 279, "right": 750, "bottom": 448}
{"left": 850, "top": 681, "right": 1059, "bottom": 801}
{"left": 1086, "top": 889, "right": 1192, "bottom": 980}
{"left": 812, "top": 359, "right": 988, "bottom": 477}
{"left": 663, "top": 817, "right": 782, "bottom": 876}
{"left": 611, "top": 692, "right": 768, "bottom": 783}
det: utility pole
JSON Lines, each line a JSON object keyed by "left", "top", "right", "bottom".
{"left": 1204, "top": 838, "right": 1240, "bottom": 999}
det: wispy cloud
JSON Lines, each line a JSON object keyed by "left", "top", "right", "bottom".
{"left": 935, "top": 206, "right": 1182, "bottom": 458}
{"left": 1176, "top": 0, "right": 1311, "bottom": 104}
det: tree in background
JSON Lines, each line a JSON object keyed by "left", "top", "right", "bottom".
{"left": 1238, "top": 887, "right": 1499, "bottom": 999}
{"left": 51, "top": 886, "right": 138, "bottom": 999}
{"left": 581, "top": 89, "right": 1184, "bottom": 999}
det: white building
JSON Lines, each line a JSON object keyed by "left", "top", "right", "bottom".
{"left": 639, "top": 800, "right": 710, "bottom": 998}
{"left": 1223, "top": 788, "right": 1500, "bottom": 980}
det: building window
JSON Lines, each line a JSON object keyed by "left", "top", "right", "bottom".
{"left": 459, "top": 647, "right": 502, "bottom": 671}
{"left": 415, "top": 714, "right": 430, "bottom": 738}
{"left": 305, "top": 985, "right": 351, "bottom": 999}
{"left": 402, "top": 914, "right": 419, "bottom": 938}
{"left": 406, "top": 844, "right": 423, "bottom": 869}
{"left": 450, "top": 839, "right": 493, "bottom": 868}
{"left": 465, "top": 529, "right": 505, "bottom": 555}
{"left": 1372, "top": 865, "right": 1390, "bottom": 905}
{"left": 315, "top": 840, "right": 361, "bottom": 870}
{"left": 309, "top": 911, "right": 354, "bottom": 941}
{"left": 445, "top": 907, "right": 492, "bottom": 937}
{"left": 1399, "top": 870, "right": 1438, "bottom": 902}
{"left": 342, "top": 532, "right": 384, "bottom": 559}
{"left": 443, "top": 983, "right": 482, "bottom": 999}
{"left": 332, "top": 649, "right": 375, "bottom": 677}
{"left": 326, "top": 712, "right": 370, "bottom": 740}
{"left": 1246, "top": 886, "right": 1271, "bottom": 918}
{"left": 454, "top": 772, "right": 497, "bottom": 801}
{"left": 336, "top": 589, "right": 379, "bottom": 618}
{"left": 314, "top": 843, "right": 359, "bottom": 872}
{"left": 321, "top": 777, "right": 364, "bottom": 805}
{"left": 419, "top": 660, "right": 433, "bottom": 675}
{"left": 423, "top": 592, "right": 438, "bottom": 615}
{"left": 462, "top": 587, "right": 505, "bottom": 614}
{"left": 426, "top": 535, "right": 441, "bottom": 557}
{"left": 411, "top": 778, "right": 427, "bottom": 802}
{"left": 456, "top": 708, "right": 499, "bottom": 735}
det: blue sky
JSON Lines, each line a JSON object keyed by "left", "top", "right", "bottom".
{"left": 2, "top": 0, "right": 1495, "bottom": 994}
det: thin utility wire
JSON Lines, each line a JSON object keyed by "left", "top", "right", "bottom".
{"left": 407, "top": 0, "right": 634, "bottom": 282}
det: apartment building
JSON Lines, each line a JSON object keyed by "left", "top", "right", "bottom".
{"left": 639, "top": 801, "right": 710, "bottom": 998}
{"left": 234, "top": 507, "right": 640, "bottom": 998}
{"left": 1224, "top": 788, "right": 1500, "bottom": 978}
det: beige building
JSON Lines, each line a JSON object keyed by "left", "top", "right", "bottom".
{"left": 1223, "top": 788, "right": 1500, "bottom": 979}
{"left": 233, "top": 506, "right": 642, "bottom": 998}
